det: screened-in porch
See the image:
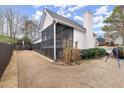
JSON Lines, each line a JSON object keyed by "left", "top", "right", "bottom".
{"left": 40, "top": 23, "right": 73, "bottom": 60}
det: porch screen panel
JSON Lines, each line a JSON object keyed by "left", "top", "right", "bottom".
{"left": 41, "top": 23, "right": 54, "bottom": 59}
{"left": 56, "top": 23, "right": 73, "bottom": 59}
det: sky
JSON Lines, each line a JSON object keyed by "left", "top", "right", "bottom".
{"left": 0, "top": 5, "right": 115, "bottom": 37}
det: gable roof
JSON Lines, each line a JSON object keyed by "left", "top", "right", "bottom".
{"left": 44, "top": 9, "right": 86, "bottom": 31}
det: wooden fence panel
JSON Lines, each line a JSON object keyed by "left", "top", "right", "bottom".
{"left": 0, "top": 42, "right": 13, "bottom": 79}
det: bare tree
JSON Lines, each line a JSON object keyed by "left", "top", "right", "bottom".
{"left": 0, "top": 7, "right": 41, "bottom": 42}
{"left": 29, "top": 19, "right": 40, "bottom": 40}
{"left": 0, "top": 9, "right": 4, "bottom": 35}
{"left": 4, "top": 8, "right": 22, "bottom": 39}
{"left": 21, "top": 16, "right": 30, "bottom": 38}
{"left": 21, "top": 16, "right": 41, "bottom": 41}
{"left": 13, "top": 11, "right": 22, "bottom": 39}
{"left": 5, "top": 8, "right": 14, "bottom": 38}
{"left": 29, "top": 16, "right": 42, "bottom": 40}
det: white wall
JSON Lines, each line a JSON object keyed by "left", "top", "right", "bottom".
{"left": 73, "top": 28, "right": 85, "bottom": 49}
{"left": 83, "top": 11, "right": 95, "bottom": 49}
{"left": 41, "top": 11, "right": 53, "bottom": 31}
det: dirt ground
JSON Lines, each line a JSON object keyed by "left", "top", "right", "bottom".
{"left": 16, "top": 50, "right": 124, "bottom": 88}
{"left": 0, "top": 50, "right": 124, "bottom": 88}
{"left": 0, "top": 51, "right": 18, "bottom": 88}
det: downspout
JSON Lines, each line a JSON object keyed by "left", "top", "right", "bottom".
{"left": 54, "top": 20, "right": 57, "bottom": 60}
{"left": 40, "top": 30, "right": 42, "bottom": 53}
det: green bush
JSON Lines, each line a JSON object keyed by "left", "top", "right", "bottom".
{"left": 80, "top": 48, "right": 106, "bottom": 59}
{"left": 0, "top": 35, "right": 17, "bottom": 44}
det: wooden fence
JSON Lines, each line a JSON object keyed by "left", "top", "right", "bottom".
{"left": 0, "top": 42, "right": 13, "bottom": 79}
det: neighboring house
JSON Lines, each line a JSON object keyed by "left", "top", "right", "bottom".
{"left": 105, "top": 31, "right": 123, "bottom": 45}
{"left": 33, "top": 9, "right": 95, "bottom": 60}
{"left": 96, "top": 37, "right": 105, "bottom": 46}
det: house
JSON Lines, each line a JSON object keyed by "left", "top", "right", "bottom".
{"left": 96, "top": 37, "right": 105, "bottom": 46}
{"left": 33, "top": 9, "right": 95, "bottom": 60}
{"left": 104, "top": 31, "right": 123, "bottom": 45}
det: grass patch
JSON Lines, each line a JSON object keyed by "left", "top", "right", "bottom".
{"left": 0, "top": 35, "right": 17, "bottom": 44}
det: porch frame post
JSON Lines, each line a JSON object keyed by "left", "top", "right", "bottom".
{"left": 54, "top": 21, "right": 57, "bottom": 60}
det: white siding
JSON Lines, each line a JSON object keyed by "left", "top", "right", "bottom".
{"left": 33, "top": 38, "right": 41, "bottom": 44}
{"left": 41, "top": 12, "right": 53, "bottom": 31}
{"left": 73, "top": 28, "right": 85, "bottom": 49}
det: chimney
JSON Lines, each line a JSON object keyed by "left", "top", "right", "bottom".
{"left": 83, "top": 11, "right": 95, "bottom": 49}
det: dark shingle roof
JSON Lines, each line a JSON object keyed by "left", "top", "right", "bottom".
{"left": 45, "top": 9, "right": 86, "bottom": 30}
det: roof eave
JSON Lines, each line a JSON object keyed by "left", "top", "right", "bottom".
{"left": 44, "top": 9, "right": 54, "bottom": 21}
{"left": 53, "top": 18, "right": 86, "bottom": 32}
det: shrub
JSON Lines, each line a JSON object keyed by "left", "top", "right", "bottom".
{"left": 97, "top": 48, "right": 106, "bottom": 56}
{"left": 0, "top": 35, "right": 17, "bottom": 44}
{"left": 80, "top": 48, "right": 106, "bottom": 59}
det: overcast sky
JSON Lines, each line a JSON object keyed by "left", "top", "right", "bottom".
{"left": 0, "top": 5, "right": 115, "bottom": 37}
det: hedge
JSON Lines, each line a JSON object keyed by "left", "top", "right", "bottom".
{"left": 80, "top": 48, "right": 106, "bottom": 59}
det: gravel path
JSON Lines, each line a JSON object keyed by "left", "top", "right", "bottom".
{"left": 16, "top": 50, "right": 124, "bottom": 88}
